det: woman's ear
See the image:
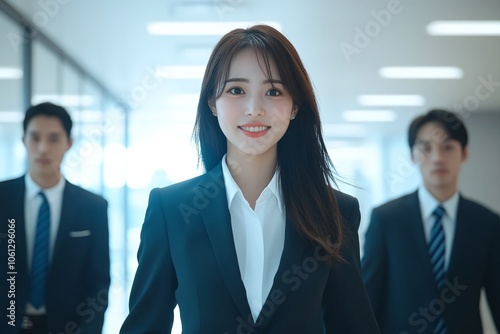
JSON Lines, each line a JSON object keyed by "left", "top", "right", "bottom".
{"left": 208, "top": 100, "right": 217, "bottom": 116}
{"left": 291, "top": 106, "right": 298, "bottom": 120}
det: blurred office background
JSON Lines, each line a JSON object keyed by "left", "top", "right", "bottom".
{"left": 0, "top": 0, "right": 499, "bottom": 333}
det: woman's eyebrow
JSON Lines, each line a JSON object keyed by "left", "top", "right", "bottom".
{"left": 225, "top": 78, "right": 248, "bottom": 83}
{"left": 225, "top": 78, "right": 284, "bottom": 84}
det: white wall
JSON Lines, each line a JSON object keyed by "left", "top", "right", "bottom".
{"left": 459, "top": 112, "right": 500, "bottom": 214}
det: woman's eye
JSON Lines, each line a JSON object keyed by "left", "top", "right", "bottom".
{"left": 228, "top": 87, "right": 244, "bottom": 95}
{"left": 267, "top": 89, "right": 281, "bottom": 96}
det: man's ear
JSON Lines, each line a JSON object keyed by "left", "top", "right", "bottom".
{"left": 462, "top": 146, "right": 469, "bottom": 162}
{"left": 67, "top": 136, "right": 73, "bottom": 152}
{"left": 410, "top": 148, "right": 418, "bottom": 164}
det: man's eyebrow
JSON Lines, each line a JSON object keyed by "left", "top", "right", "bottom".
{"left": 416, "top": 137, "right": 452, "bottom": 145}
{"left": 27, "top": 130, "right": 63, "bottom": 137}
{"left": 415, "top": 139, "right": 432, "bottom": 146}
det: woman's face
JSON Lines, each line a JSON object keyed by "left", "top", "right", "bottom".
{"left": 212, "top": 48, "right": 295, "bottom": 161}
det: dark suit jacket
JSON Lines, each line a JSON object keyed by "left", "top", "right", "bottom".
{"left": 121, "top": 163, "right": 380, "bottom": 334}
{"left": 0, "top": 176, "right": 110, "bottom": 334}
{"left": 362, "top": 191, "right": 500, "bottom": 334}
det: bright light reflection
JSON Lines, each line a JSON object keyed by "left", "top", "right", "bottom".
{"left": 104, "top": 144, "right": 127, "bottom": 188}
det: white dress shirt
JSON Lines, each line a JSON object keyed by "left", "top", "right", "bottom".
{"left": 24, "top": 173, "right": 65, "bottom": 313}
{"left": 418, "top": 186, "right": 459, "bottom": 270}
{"left": 222, "top": 155, "right": 286, "bottom": 322}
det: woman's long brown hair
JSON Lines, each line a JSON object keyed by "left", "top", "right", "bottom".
{"left": 193, "top": 25, "right": 343, "bottom": 264}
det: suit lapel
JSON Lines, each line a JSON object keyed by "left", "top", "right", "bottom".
{"left": 199, "top": 163, "right": 308, "bottom": 327}
{"left": 406, "top": 191, "right": 436, "bottom": 284}
{"left": 257, "top": 217, "right": 306, "bottom": 327}
{"left": 446, "top": 196, "right": 469, "bottom": 280}
{"left": 269, "top": 219, "right": 307, "bottom": 296}
{"left": 51, "top": 180, "right": 75, "bottom": 266}
{"left": 198, "top": 164, "right": 253, "bottom": 322}
{"left": 406, "top": 192, "right": 429, "bottom": 265}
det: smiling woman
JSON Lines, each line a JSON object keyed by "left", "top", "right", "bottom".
{"left": 120, "top": 25, "right": 380, "bottom": 334}
{"left": 210, "top": 48, "right": 295, "bottom": 169}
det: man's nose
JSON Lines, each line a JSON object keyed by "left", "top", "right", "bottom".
{"left": 38, "top": 140, "right": 49, "bottom": 153}
{"left": 431, "top": 147, "right": 445, "bottom": 162}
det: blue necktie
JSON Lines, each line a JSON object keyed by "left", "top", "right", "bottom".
{"left": 429, "top": 205, "right": 447, "bottom": 334}
{"left": 29, "top": 191, "right": 50, "bottom": 309}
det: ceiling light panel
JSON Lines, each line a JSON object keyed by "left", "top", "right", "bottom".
{"left": 0, "top": 67, "right": 23, "bottom": 79}
{"left": 343, "top": 110, "right": 396, "bottom": 122}
{"left": 427, "top": 21, "right": 500, "bottom": 36}
{"left": 379, "top": 67, "right": 463, "bottom": 79}
{"left": 357, "top": 95, "right": 426, "bottom": 106}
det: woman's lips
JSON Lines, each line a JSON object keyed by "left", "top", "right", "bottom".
{"left": 238, "top": 123, "right": 271, "bottom": 138}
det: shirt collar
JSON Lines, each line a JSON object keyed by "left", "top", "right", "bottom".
{"left": 418, "top": 186, "right": 459, "bottom": 221}
{"left": 25, "top": 173, "right": 66, "bottom": 200}
{"left": 221, "top": 154, "right": 284, "bottom": 216}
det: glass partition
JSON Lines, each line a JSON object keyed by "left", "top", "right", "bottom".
{"left": 0, "top": 9, "right": 24, "bottom": 179}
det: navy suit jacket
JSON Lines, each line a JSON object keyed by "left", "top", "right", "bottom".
{"left": 121, "top": 163, "right": 380, "bottom": 334}
{"left": 0, "top": 176, "right": 110, "bottom": 334}
{"left": 362, "top": 191, "right": 500, "bottom": 334}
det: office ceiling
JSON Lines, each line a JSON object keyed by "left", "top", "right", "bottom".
{"left": 2, "top": 0, "right": 500, "bottom": 139}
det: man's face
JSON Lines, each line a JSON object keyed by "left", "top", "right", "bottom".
{"left": 23, "top": 115, "right": 72, "bottom": 181}
{"left": 412, "top": 122, "right": 468, "bottom": 193}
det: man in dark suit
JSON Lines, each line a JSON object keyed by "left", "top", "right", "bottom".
{"left": 0, "top": 102, "right": 110, "bottom": 334}
{"left": 362, "top": 109, "right": 500, "bottom": 334}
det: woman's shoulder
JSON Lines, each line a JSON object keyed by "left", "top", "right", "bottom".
{"left": 331, "top": 188, "right": 359, "bottom": 215}
{"left": 153, "top": 165, "right": 224, "bottom": 202}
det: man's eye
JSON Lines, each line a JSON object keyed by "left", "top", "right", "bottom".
{"left": 444, "top": 144, "right": 454, "bottom": 151}
{"left": 418, "top": 145, "right": 431, "bottom": 152}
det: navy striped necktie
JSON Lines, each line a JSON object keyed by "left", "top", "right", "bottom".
{"left": 429, "top": 205, "right": 447, "bottom": 334}
{"left": 29, "top": 191, "right": 50, "bottom": 309}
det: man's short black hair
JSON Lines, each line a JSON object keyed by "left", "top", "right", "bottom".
{"left": 408, "top": 109, "right": 468, "bottom": 150}
{"left": 23, "top": 102, "right": 73, "bottom": 138}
